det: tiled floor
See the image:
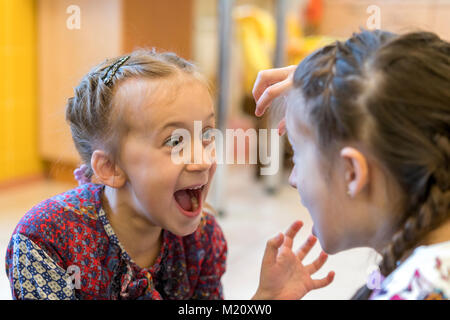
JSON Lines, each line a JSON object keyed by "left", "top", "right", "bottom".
{"left": 0, "top": 166, "right": 378, "bottom": 300}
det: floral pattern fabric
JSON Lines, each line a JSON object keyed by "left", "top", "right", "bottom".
{"left": 370, "top": 241, "right": 450, "bottom": 300}
{"left": 5, "top": 183, "right": 227, "bottom": 300}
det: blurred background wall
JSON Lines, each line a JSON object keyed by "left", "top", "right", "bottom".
{"left": 0, "top": 0, "right": 41, "bottom": 185}
{"left": 2, "top": 0, "right": 450, "bottom": 187}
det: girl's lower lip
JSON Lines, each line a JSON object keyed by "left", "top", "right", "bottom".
{"left": 173, "top": 190, "right": 203, "bottom": 218}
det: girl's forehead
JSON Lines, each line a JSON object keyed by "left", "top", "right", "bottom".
{"left": 285, "top": 91, "right": 312, "bottom": 138}
{"left": 114, "top": 77, "right": 213, "bottom": 132}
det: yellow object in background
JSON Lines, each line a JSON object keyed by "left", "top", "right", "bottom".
{"left": 234, "top": 5, "right": 337, "bottom": 95}
{"left": 234, "top": 5, "right": 275, "bottom": 94}
{"left": 0, "top": 0, "right": 42, "bottom": 184}
{"left": 287, "top": 34, "right": 337, "bottom": 67}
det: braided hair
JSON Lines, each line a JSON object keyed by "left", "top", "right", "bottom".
{"left": 290, "top": 30, "right": 450, "bottom": 299}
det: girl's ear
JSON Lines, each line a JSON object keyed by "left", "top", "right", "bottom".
{"left": 91, "top": 150, "right": 126, "bottom": 188}
{"left": 340, "top": 147, "right": 369, "bottom": 197}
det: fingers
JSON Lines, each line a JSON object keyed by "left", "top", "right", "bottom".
{"left": 262, "top": 232, "right": 284, "bottom": 266}
{"left": 255, "top": 78, "right": 293, "bottom": 117}
{"left": 296, "top": 235, "right": 317, "bottom": 261}
{"left": 282, "top": 220, "right": 303, "bottom": 249}
{"left": 252, "top": 66, "right": 296, "bottom": 103}
{"left": 277, "top": 118, "right": 286, "bottom": 136}
{"left": 305, "top": 251, "right": 329, "bottom": 275}
{"left": 311, "top": 271, "right": 335, "bottom": 290}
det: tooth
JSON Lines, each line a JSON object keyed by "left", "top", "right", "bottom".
{"left": 191, "top": 196, "right": 198, "bottom": 211}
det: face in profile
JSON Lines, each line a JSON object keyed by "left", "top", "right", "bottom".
{"left": 285, "top": 92, "right": 366, "bottom": 254}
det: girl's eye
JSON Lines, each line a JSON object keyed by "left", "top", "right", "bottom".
{"left": 164, "top": 135, "right": 183, "bottom": 147}
{"left": 202, "top": 128, "right": 214, "bottom": 143}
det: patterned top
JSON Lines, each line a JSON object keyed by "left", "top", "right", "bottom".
{"left": 5, "top": 183, "right": 227, "bottom": 300}
{"left": 370, "top": 240, "right": 450, "bottom": 300}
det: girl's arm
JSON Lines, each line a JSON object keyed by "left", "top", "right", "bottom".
{"left": 6, "top": 233, "right": 77, "bottom": 300}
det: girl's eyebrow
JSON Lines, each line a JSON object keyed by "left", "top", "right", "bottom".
{"left": 160, "top": 121, "right": 186, "bottom": 132}
{"left": 159, "top": 112, "right": 215, "bottom": 132}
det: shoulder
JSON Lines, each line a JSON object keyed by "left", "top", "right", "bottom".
{"left": 9, "top": 183, "right": 105, "bottom": 252}
{"left": 372, "top": 241, "right": 450, "bottom": 300}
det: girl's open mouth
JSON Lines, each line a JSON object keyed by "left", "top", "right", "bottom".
{"left": 173, "top": 184, "right": 205, "bottom": 218}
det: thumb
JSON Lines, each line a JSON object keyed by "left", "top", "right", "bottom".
{"left": 262, "top": 233, "right": 284, "bottom": 266}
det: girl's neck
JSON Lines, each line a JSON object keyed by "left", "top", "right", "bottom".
{"left": 101, "top": 185, "right": 163, "bottom": 268}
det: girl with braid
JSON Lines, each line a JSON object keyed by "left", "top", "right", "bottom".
{"left": 253, "top": 29, "right": 450, "bottom": 299}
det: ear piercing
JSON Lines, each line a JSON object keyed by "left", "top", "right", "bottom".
{"left": 345, "top": 171, "right": 353, "bottom": 197}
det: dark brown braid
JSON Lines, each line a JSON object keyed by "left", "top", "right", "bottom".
{"left": 290, "top": 30, "right": 450, "bottom": 299}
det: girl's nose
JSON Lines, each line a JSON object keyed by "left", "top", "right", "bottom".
{"left": 185, "top": 158, "right": 213, "bottom": 172}
{"left": 185, "top": 139, "right": 214, "bottom": 172}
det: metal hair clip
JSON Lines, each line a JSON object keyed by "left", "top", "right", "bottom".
{"left": 101, "top": 55, "right": 130, "bottom": 86}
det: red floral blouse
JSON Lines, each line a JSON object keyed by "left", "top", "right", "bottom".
{"left": 5, "top": 183, "right": 227, "bottom": 300}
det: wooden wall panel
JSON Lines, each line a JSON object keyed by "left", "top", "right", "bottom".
{"left": 122, "top": 0, "right": 193, "bottom": 58}
{"left": 37, "top": 0, "right": 122, "bottom": 166}
{"left": 319, "top": 0, "right": 450, "bottom": 40}
{"left": 38, "top": 0, "right": 194, "bottom": 174}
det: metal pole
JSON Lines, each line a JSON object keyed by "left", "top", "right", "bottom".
{"left": 211, "top": 0, "right": 233, "bottom": 216}
{"left": 274, "top": 0, "right": 288, "bottom": 68}
{"left": 264, "top": 0, "right": 287, "bottom": 194}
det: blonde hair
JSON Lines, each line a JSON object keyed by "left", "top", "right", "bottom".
{"left": 66, "top": 49, "right": 208, "bottom": 180}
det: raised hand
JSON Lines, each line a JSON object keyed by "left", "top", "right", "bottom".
{"left": 253, "top": 220, "right": 335, "bottom": 300}
{"left": 252, "top": 65, "right": 296, "bottom": 136}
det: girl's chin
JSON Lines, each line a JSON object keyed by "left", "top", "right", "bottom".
{"left": 312, "top": 224, "right": 332, "bottom": 254}
{"left": 170, "top": 213, "right": 203, "bottom": 237}
{"left": 174, "top": 226, "right": 200, "bottom": 237}
{"left": 318, "top": 234, "right": 344, "bottom": 255}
